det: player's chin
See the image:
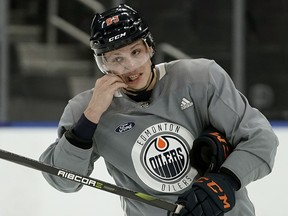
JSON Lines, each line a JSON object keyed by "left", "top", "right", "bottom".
{"left": 125, "top": 82, "right": 146, "bottom": 91}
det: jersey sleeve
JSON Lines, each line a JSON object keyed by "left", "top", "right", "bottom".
{"left": 39, "top": 91, "right": 100, "bottom": 192}
{"left": 206, "top": 61, "right": 279, "bottom": 188}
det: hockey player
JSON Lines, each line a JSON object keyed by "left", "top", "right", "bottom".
{"left": 39, "top": 4, "right": 278, "bottom": 216}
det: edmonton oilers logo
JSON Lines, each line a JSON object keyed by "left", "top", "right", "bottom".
{"left": 143, "top": 135, "right": 188, "bottom": 181}
{"left": 132, "top": 122, "right": 197, "bottom": 192}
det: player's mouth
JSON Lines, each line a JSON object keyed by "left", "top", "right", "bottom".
{"left": 124, "top": 73, "right": 143, "bottom": 84}
{"left": 128, "top": 74, "right": 140, "bottom": 81}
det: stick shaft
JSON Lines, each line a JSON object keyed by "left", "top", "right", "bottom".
{"left": 0, "top": 148, "right": 178, "bottom": 212}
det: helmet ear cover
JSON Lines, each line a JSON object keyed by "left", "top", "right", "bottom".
{"left": 90, "top": 4, "right": 155, "bottom": 55}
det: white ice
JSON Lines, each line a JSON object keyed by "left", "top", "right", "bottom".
{"left": 0, "top": 126, "right": 286, "bottom": 216}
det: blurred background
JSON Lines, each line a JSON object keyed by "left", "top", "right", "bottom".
{"left": 1, "top": 0, "right": 288, "bottom": 122}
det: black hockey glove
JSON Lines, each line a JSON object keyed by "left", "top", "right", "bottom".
{"left": 176, "top": 173, "right": 236, "bottom": 216}
{"left": 190, "top": 126, "right": 234, "bottom": 176}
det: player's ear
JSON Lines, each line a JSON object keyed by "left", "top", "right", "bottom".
{"left": 148, "top": 46, "right": 154, "bottom": 58}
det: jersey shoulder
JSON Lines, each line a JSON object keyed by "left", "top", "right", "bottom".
{"left": 158, "top": 58, "right": 217, "bottom": 86}
{"left": 166, "top": 58, "right": 218, "bottom": 79}
{"left": 65, "top": 89, "right": 93, "bottom": 117}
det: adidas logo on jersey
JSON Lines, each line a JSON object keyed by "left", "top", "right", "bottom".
{"left": 181, "top": 97, "right": 193, "bottom": 110}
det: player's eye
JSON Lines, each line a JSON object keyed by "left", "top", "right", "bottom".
{"left": 131, "top": 48, "right": 141, "bottom": 56}
{"left": 109, "top": 56, "right": 124, "bottom": 64}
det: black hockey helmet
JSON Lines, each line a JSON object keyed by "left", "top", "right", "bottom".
{"left": 90, "top": 4, "right": 155, "bottom": 55}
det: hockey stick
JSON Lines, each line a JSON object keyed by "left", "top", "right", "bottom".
{"left": 0, "top": 148, "right": 183, "bottom": 214}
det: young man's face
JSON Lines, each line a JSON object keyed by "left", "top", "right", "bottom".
{"left": 103, "top": 39, "right": 154, "bottom": 90}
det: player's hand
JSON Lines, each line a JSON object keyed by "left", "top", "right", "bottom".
{"left": 176, "top": 173, "right": 235, "bottom": 216}
{"left": 190, "top": 126, "right": 234, "bottom": 176}
{"left": 84, "top": 74, "right": 127, "bottom": 123}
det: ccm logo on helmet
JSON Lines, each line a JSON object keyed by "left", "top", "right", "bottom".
{"left": 109, "top": 32, "right": 127, "bottom": 42}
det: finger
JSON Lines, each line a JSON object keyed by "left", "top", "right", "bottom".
{"left": 108, "top": 81, "right": 127, "bottom": 93}
{"left": 103, "top": 74, "right": 127, "bottom": 89}
{"left": 104, "top": 73, "right": 124, "bottom": 83}
{"left": 96, "top": 74, "right": 125, "bottom": 88}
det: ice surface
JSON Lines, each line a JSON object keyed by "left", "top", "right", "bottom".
{"left": 0, "top": 126, "right": 285, "bottom": 216}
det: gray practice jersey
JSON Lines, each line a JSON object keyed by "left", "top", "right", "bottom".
{"left": 40, "top": 59, "right": 278, "bottom": 216}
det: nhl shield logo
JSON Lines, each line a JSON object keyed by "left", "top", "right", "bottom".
{"left": 131, "top": 122, "right": 197, "bottom": 193}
